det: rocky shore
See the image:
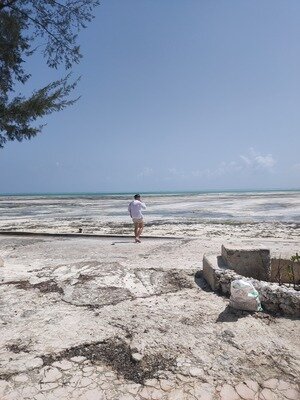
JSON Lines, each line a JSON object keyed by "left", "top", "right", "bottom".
{"left": 0, "top": 233, "right": 299, "bottom": 399}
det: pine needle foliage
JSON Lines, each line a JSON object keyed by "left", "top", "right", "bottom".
{"left": 0, "top": 0, "right": 100, "bottom": 148}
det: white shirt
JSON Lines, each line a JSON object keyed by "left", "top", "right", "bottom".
{"left": 128, "top": 200, "right": 146, "bottom": 219}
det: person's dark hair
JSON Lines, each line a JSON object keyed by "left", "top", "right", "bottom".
{"left": 134, "top": 194, "right": 141, "bottom": 199}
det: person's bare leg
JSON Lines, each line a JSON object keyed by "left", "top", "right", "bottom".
{"left": 134, "top": 222, "right": 140, "bottom": 242}
{"left": 137, "top": 221, "right": 144, "bottom": 241}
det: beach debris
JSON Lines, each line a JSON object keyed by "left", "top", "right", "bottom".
{"left": 0, "top": 256, "right": 4, "bottom": 267}
{"left": 229, "top": 279, "right": 262, "bottom": 312}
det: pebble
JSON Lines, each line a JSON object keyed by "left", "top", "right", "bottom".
{"left": 160, "top": 379, "right": 175, "bottom": 392}
{"left": 52, "top": 360, "right": 73, "bottom": 370}
{"left": 70, "top": 356, "right": 87, "bottom": 363}
{"left": 132, "top": 352, "right": 143, "bottom": 362}
{"left": 25, "top": 357, "right": 43, "bottom": 369}
{"left": 151, "top": 388, "right": 165, "bottom": 399}
{"left": 219, "top": 384, "right": 240, "bottom": 400}
{"left": 13, "top": 374, "right": 29, "bottom": 383}
{"left": 259, "top": 388, "right": 277, "bottom": 400}
{"left": 262, "top": 379, "right": 278, "bottom": 390}
{"left": 21, "top": 386, "right": 39, "bottom": 398}
{"left": 144, "top": 378, "right": 160, "bottom": 388}
{"left": 193, "top": 383, "right": 214, "bottom": 400}
{"left": 139, "top": 386, "right": 153, "bottom": 399}
{"left": 189, "top": 367, "right": 204, "bottom": 378}
{"left": 284, "top": 388, "right": 300, "bottom": 400}
{"left": 80, "top": 388, "right": 105, "bottom": 400}
{"left": 40, "top": 382, "right": 59, "bottom": 391}
{"left": 244, "top": 380, "right": 259, "bottom": 393}
{"left": 40, "top": 367, "right": 62, "bottom": 383}
{"left": 79, "top": 377, "right": 93, "bottom": 388}
{"left": 277, "top": 380, "right": 291, "bottom": 391}
{"left": 168, "top": 388, "right": 185, "bottom": 400}
{"left": 235, "top": 382, "right": 255, "bottom": 399}
{"left": 126, "top": 383, "right": 141, "bottom": 395}
{"left": 118, "top": 395, "right": 136, "bottom": 400}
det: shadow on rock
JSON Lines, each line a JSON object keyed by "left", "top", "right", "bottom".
{"left": 216, "top": 305, "right": 252, "bottom": 322}
{"left": 194, "top": 270, "right": 213, "bottom": 292}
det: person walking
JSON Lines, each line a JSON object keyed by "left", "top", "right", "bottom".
{"left": 128, "top": 194, "right": 146, "bottom": 243}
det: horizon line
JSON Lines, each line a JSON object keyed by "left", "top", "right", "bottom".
{"left": 1, "top": 188, "right": 300, "bottom": 197}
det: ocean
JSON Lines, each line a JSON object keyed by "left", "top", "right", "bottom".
{"left": 0, "top": 191, "right": 299, "bottom": 238}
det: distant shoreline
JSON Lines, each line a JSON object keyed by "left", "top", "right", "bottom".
{"left": 1, "top": 188, "right": 300, "bottom": 197}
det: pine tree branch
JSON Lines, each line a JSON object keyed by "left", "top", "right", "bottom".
{"left": 0, "top": 0, "right": 18, "bottom": 11}
{"left": 8, "top": 4, "right": 74, "bottom": 54}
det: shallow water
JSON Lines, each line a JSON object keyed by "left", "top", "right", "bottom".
{"left": 0, "top": 191, "right": 299, "bottom": 236}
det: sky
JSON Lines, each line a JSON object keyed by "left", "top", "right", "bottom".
{"left": 1, "top": 0, "right": 300, "bottom": 194}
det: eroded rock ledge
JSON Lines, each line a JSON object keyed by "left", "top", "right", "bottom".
{"left": 203, "top": 245, "right": 300, "bottom": 316}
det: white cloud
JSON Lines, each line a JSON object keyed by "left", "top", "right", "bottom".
{"left": 191, "top": 161, "right": 242, "bottom": 179}
{"left": 239, "top": 148, "right": 276, "bottom": 170}
{"left": 167, "top": 168, "right": 186, "bottom": 179}
{"left": 163, "top": 148, "right": 276, "bottom": 183}
{"left": 189, "top": 148, "right": 276, "bottom": 180}
{"left": 239, "top": 155, "right": 251, "bottom": 165}
{"left": 138, "top": 167, "right": 154, "bottom": 178}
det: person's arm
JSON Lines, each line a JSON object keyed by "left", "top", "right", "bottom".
{"left": 128, "top": 202, "right": 132, "bottom": 217}
{"left": 141, "top": 202, "right": 146, "bottom": 210}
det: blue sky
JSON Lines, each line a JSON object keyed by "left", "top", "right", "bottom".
{"left": 1, "top": 0, "right": 300, "bottom": 194}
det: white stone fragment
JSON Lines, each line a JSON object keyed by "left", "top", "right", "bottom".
{"left": 277, "top": 380, "right": 291, "bottom": 391}
{"left": 83, "top": 366, "right": 95, "bottom": 373}
{"left": 79, "top": 388, "right": 105, "bottom": 400}
{"left": 244, "top": 380, "right": 259, "bottom": 393}
{"left": 259, "top": 388, "right": 277, "bottom": 400}
{"left": 144, "top": 378, "right": 160, "bottom": 388}
{"left": 0, "top": 380, "right": 10, "bottom": 397}
{"left": 193, "top": 383, "right": 214, "bottom": 400}
{"left": 70, "top": 356, "right": 87, "bottom": 363}
{"left": 21, "top": 386, "right": 39, "bottom": 398}
{"left": 41, "top": 367, "right": 62, "bottom": 383}
{"left": 51, "top": 387, "right": 71, "bottom": 398}
{"left": 118, "top": 395, "right": 136, "bottom": 400}
{"left": 100, "top": 382, "right": 110, "bottom": 390}
{"left": 235, "top": 382, "right": 255, "bottom": 399}
{"left": 40, "top": 382, "right": 59, "bottom": 391}
{"left": 78, "top": 377, "right": 93, "bottom": 388}
{"left": 139, "top": 386, "right": 153, "bottom": 399}
{"left": 189, "top": 367, "right": 204, "bottom": 378}
{"left": 160, "top": 379, "right": 175, "bottom": 392}
{"left": 151, "top": 388, "right": 165, "bottom": 399}
{"left": 220, "top": 384, "right": 240, "bottom": 400}
{"left": 132, "top": 352, "right": 143, "bottom": 362}
{"left": 283, "top": 388, "right": 300, "bottom": 400}
{"left": 52, "top": 360, "right": 73, "bottom": 370}
{"left": 6, "top": 390, "right": 27, "bottom": 400}
{"left": 262, "top": 379, "right": 279, "bottom": 390}
{"left": 126, "top": 383, "right": 141, "bottom": 395}
{"left": 104, "top": 371, "right": 115, "bottom": 380}
{"left": 13, "top": 374, "right": 29, "bottom": 383}
{"left": 168, "top": 388, "right": 186, "bottom": 400}
{"left": 25, "top": 357, "right": 43, "bottom": 369}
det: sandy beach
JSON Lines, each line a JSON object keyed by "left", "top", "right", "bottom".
{"left": 0, "top": 191, "right": 299, "bottom": 399}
